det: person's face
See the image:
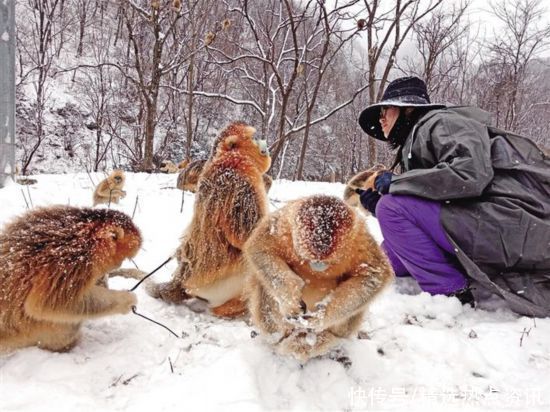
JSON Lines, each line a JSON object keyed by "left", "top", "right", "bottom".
{"left": 379, "top": 106, "right": 400, "bottom": 138}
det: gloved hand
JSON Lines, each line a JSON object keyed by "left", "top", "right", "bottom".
{"left": 355, "top": 188, "right": 381, "bottom": 216}
{"left": 374, "top": 171, "right": 393, "bottom": 194}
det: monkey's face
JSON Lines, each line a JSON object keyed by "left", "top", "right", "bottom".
{"left": 96, "top": 224, "right": 142, "bottom": 271}
{"left": 219, "top": 123, "right": 271, "bottom": 173}
{"left": 111, "top": 170, "right": 125, "bottom": 185}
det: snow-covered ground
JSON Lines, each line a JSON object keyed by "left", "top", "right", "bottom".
{"left": 0, "top": 173, "right": 549, "bottom": 412}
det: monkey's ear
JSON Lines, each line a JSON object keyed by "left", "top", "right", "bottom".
{"left": 98, "top": 227, "right": 125, "bottom": 241}
{"left": 243, "top": 126, "right": 256, "bottom": 139}
{"left": 224, "top": 135, "right": 239, "bottom": 150}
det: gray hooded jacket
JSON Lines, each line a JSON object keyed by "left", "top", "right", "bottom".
{"left": 389, "top": 107, "right": 550, "bottom": 317}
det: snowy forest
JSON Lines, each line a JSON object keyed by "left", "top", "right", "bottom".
{"left": 3, "top": 1, "right": 550, "bottom": 411}
{"left": 14, "top": 0, "right": 550, "bottom": 180}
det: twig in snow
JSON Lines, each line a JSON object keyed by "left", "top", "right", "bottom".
{"left": 86, "top": 171, "right": 96, "bottom": 186}
{"left": 131, "top": 306, "right": 179, "bottom": 338}
{"left": 122, "top": 373, "right": 139, "bottom": 385}
{"left": 130, "top": 258, "right": 140, "bottom": 270}
{"left": 520, "top": 327, "right": 532, "bottom": 347}
{"left": 132, "top": 195, "right": 139, "bottom": 219}
{"left": 269, "top": 198, "right": 287, "bottom": 208}
{"left": 180, "top": 190, "right": 185, "bottom": 213}
{"left": 129, "top": 256, "right": 173, "bottom": 292}
{"left": 20, "top": 189, "right": 30, "bottom": 210}
{"left": 26, "top": 186, "right": 33, "bottom": 208}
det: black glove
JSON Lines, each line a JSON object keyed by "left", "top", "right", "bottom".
{"left": 374, "top": 171, "right": 393, "bottom": 194}
{"left": 355, "top": 188, "right": 381, "bottom": 216}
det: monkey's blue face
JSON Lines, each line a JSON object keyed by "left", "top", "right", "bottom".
{"left": 309, "top": 260, "right": 329, "bottom": 272}
{"left": 254, "top": 138, "right": 269, "bottom": 156}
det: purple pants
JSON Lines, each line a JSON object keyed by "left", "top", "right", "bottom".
{"left": 376, "top": 194, "right": 468, "bottom": 295}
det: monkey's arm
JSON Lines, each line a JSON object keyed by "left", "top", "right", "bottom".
{"left": 24, "top": 284, "right": 136, "bottom": 323}
{"left": 246, "top": 240, "right": 305, "bottom": 316}
{"left": 94, "top": 180, "right": 125, "bottom": 199}
{"left": 290, "top": 263, "right": 392, "bottom": 332}
{"left": 117, "top": 189, "right": 127, "bottom": 198}
{"left": 108, "top": 268, "right": 147, "bottom": 279}
{"left": 221, "top": 179, "right": 263, "bottom": 250}
{"left": 94, "top": 181, "right": 111, "bottom": 198}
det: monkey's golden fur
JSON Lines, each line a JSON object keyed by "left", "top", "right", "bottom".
{"left": 176, "top": 158, "right": 272, "bottom": 194}
{"left": 160, "top": 159, "right": 189, "bottom": 174}
{"left": 176, "top": 159, "right": 207, "bottom": 192}
{"left": 148, "top": 122, "right": 271, "bottom": 317}
{"left": 244, "top": 195, "right": 393, "bottom": 361}
{"left": 343, "top": 164, "right": 386, "bottom": 212}
{"left": 262, "top": 174, "right": 273, "bottom": 193}
{"left": 0, "top": 206, "right": 142, "bottom": 353}
{"left": 93, "top": 169, "right": 127, "bottom": 206}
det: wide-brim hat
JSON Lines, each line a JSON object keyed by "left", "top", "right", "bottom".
{"left": 358, "top": 76, "right": 445, "bottom": 141}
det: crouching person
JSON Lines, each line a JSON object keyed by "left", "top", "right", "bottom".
{"left": 357, "top": 76, "right": 550, "bottom": 316}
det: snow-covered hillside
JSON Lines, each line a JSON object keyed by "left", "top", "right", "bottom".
{"left": 0, "top": 174, "right": 549, "bottom": 412}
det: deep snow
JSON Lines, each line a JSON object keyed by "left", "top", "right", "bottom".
{"left": 0, "top": 173, "right": 549, "bottom": 412}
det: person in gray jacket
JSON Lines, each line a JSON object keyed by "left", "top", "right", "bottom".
{"left": 357, "top": 76, "right": 550, "bottom": 317}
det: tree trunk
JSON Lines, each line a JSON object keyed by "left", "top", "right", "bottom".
{"left": 295, "top": 112, "right": 312, "bottom": 180}
{"left": 143, "top": 102, "right": 156, "bottom": 171}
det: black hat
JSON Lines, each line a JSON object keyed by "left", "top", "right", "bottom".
{"left": 358, "top": 76, "right": 445, "bottom": 140}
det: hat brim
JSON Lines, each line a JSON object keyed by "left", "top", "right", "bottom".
{"left": 358, "top": 100, "right": 445, "bottom": 141}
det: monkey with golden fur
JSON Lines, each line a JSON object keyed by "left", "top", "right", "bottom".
{"left": 93, "top": 169, "right": 127, "bottom": 206}
{"left": 244, "top": 195, "right": 393, "bottom": 361}
{"left": 0, "top": 206, "right": 142, "bottom": 353}
{"left": 148, "top": 121, "right": 271, "bottom": 318}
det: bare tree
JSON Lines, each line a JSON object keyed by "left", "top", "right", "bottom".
{"left": 75, "top": 0, "right": 100, "bottom": 57}
{"left": 115, "top": 0, "right": 195, "bottom": 171}
{"left": 75, "top": 27, "right": 119, "bottom": 171}
{"left": 406, "top": 1, "right": 470, "bottom": 97}
{"left": 288, "top": 2, "right": 365, "bottom": 180}
{"left": 17, "top": 0, "right": 63, "bottom": 175}
{"left": 199, "top": 0, "right": 368, "bottom": 175}
{"left": 483, "top": 0, "right": 550, "bottom": 131}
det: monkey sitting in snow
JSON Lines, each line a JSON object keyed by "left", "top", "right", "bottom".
{"left": 148, "top": 121, "right": 271, "bottom": 318}
{"left": 0, "top": 206, "right": 142, "bottom": 353}
{"left": 93, "top": 169, "right": 127, "bottom": 206}
{"left": 244, "top": 195, "right": 393, "bottom": 361}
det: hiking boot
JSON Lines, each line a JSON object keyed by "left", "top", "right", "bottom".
{"left": 448, "top": 287, "right": 475, "bottom": 307}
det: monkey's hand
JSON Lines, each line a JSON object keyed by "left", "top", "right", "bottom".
{"left": 278, "top": 296, "right": 307, "bottom": 319}
{"left": 246, "top": 244, "right": 307, "bottom": 317}
{"left": 26, "top": 286, "right": 138, "bottom": 323}
{"left": 113, "top": 291, "right": 137, "bottom": 314}
{"left": 284, "top": 302, "right": 327, "bottom": 332}
{"left": 120, "top": 190, "right": 127, "bottom": 198}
